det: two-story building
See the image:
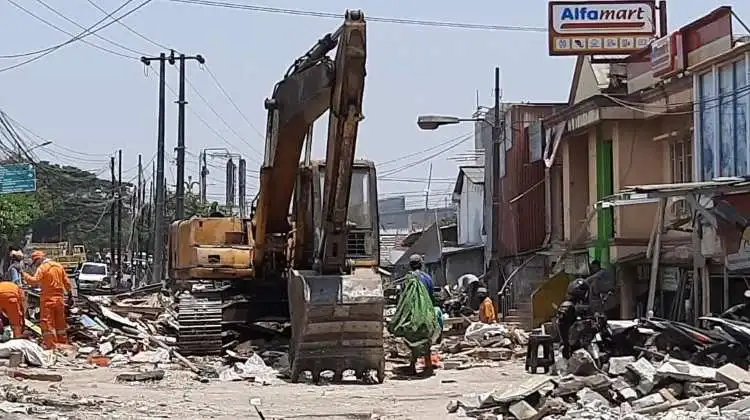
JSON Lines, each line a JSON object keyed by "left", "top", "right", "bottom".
{"left": 536, "top": 6, "right": 741, "bottom": 321}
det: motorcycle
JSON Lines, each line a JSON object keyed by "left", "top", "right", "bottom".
{"left": 640, "top": 317, "right": 738, "bottom": 367}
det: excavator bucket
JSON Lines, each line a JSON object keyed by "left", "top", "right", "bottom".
{"left": 287, "top": 267, "right": 385, "bottom": 383}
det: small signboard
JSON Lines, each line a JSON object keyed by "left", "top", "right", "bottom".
{"left": 0, "top": 163, "right": 37, "bottom": 194}
{"left": 651, "top": 32, "right": 684, "bottom": 79}
{"left": 548, "top": 1, "right": 657, "bottom": 56}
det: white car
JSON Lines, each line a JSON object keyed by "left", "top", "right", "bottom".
{"left": 77, "top": 263, "right": 109, "bottom": 290}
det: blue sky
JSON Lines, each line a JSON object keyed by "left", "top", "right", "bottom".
{"left": 0, "top": 0, "right": 747, "bottom": 208}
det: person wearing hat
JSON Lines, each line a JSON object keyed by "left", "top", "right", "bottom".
{"left": 409, "top": 254, "right": 435, "bottom": 305}
{"left": 22, "top": 250, "right": 74, "bottom": 348}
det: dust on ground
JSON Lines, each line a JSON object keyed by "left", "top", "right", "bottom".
{"left": 2, "top": 362, "right": 528, "bottom": 419}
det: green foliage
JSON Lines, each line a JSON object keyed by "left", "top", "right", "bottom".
{"left": 0, "top": 192, "right": 41, "bottom": 244}
{"left": 30, "top": 161, "right": 133, "bottom": 251}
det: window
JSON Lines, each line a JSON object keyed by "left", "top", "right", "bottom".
{"left": 696, "top": 58, "right": 750, "bottom": 179}
{"left": 81, "top": 264, "right": 106, "bottom": 275}
{"left": 670, "top": 137, "right": 693, "bottom": 216}
{"left": 669, "top": 137, "right": 693, "bottom": 183}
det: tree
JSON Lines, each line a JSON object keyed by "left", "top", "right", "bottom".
{"left": 30, "top": 161, "right": 133, "bottom": 251}
{"left": 0, "top": 193, "right": 41, "bottom": 245}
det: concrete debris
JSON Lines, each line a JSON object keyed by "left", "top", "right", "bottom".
{"left": 5, "top": 284, "right": 292, "bottom": 391}
{"left": 451, "top": 354, "right": 750, "bottom": 419}
{"left": 405, "top": 320, "right": 530, "bottom": 370}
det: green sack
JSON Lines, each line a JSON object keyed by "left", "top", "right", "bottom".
{"left": 388, "top": 273, "right": 438, "bottom": 352}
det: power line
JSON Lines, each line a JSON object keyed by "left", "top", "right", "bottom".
{"left": 86, "top": 0, "right": 172, "bottom": 51}
{"left": 378, "top": 132, "right": 472, "bottom": 167}
{"left": 0, "top": 0, "right": 152, "bottom": 72}
{"left": 381, "top": 134, "right": 473, "bottom": 177}
{"left": 31, "top": 0, "right": 146, "bottom": 57}
{"left": 203, "top": 64, "right": 265, "bottom": 141}
{"left": 166, "top": 0, "right": 548, "bottom": 33}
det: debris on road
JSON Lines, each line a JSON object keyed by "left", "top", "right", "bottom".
{"left": 449, "top": 349, "right": 750, "bottom": 419}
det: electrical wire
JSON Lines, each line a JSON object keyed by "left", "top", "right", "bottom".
{"left": 0, "top": 0, "right": 152, "bottom": 72}
{"left": 203, "top": 64, "right": 265, "bottom": 140}
{"left": 381, "top": 134, "right": 473, "bottom": 177}
{"left": 378, "top": 132, "right": 472, "bottom": 167}
{"left": 86, "top": 0, "right": 172, "bottom": 51}
{"left": 166, "top": 0, "right": 548, "bottom": 33}
{"left": 31, "top": 0, "right": 147, "bottom": 57}
{"left": 184, "top": 75, "right": 264, "bottom": 159}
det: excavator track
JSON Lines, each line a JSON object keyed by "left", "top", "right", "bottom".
{"left": 176, "top": 288, "right": 224, "bottom": 355}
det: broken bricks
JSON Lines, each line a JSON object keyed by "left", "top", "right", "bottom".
{"left": 450, "top": 354, "right": 750, "bottom": 419}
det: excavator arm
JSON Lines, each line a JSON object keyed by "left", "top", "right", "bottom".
{"left": 253, "top": 10, "right": 366, "bottom": 274}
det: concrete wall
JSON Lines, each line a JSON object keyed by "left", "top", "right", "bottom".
{"left": 457, "top": 178, "right": 484, "bottom": 246}
{"left": 444, "top": 248, "right": 484, "bottom": 287}
{"left": 562, "top": 133, "right": 591, "bottom": 241}
{"left": 612, "top": 120, "right": 662, "bottom": 239}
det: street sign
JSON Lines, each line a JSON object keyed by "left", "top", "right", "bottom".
{"left": 0, "top": 163, "right": 37, "bottom": 194}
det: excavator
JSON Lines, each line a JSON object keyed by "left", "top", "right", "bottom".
{"left": 168, "top": 10, "right": 385, "bottom": 383}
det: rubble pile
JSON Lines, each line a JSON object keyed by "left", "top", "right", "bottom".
{"left": 440, "top": 322, "right": 530, "bottom": 369}
{"left": 9, "top": 286, "right": 291, "bottom": 385}
{"left": 448, "top": 349, "right": 750, "bottom": 419}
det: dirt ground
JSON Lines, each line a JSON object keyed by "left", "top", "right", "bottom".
{"left": 1, "top": 361, "right": 531, "bottom": 419}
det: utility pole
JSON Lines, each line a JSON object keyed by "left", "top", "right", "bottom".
{"left": 171, "top": 50, "right": 205, "bottom": 220}
{"left": 225, "top": 158, "right": 235, "bottom": 215}
{"left": 141, "top": 53, "right": 168, "bottom": 285}
{"left": 116, "top": 149, "right": 123, "bottom": 287}
{"left": 200, "top": 151, "right": 207, "bottom": 203}
{"left": 422, "top": 163, "right": 432, "bottom": 231}
{"left": 133, "top": 154, "right": 142, "bottom": 284}
{"left": 238, "top": 158, "right": 246, "bottom": 218}
{"left": 109, "top": 156, "right": 116, "bottom": 277}
{"left": 491, "top": 67, "right": 503, "bottom": 301}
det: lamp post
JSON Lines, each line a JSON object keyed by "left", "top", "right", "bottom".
{"left": 417, "top": 67, "right": 503, "bottom": 308}
{"left": 28, "top": 141, "right": 52, "bottom": 152}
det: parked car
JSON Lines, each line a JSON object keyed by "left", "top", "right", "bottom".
{"left": 76, "top": 262, "right": 109, "bottom": 291}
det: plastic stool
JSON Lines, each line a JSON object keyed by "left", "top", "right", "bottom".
{"left": 525, "top": 334, "right": 555, "bottom": 374}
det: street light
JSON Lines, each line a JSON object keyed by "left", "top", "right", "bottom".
{"left": 417, "top": 67, "right": 504, "bottom": 316}
{"left": 28, "top": 141, "right": 52, "bottom": 152}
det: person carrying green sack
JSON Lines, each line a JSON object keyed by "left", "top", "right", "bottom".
{"left": 388, "top": 254, "right": 439, "bottom": 375}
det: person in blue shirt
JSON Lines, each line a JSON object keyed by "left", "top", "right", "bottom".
{"left": 409, "top": 254, "right": 435, "bottom": 305}
{"left": 6, "top": 250, "right": 23, "bottom": 286}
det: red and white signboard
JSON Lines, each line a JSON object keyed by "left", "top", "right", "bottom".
{"left": 651, "top": 32, "right": 684, "bottom": 78}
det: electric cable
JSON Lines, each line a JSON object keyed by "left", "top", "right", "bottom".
{"left": 0, "top": 0, "right": 152, "bottom": 72}
{"left": 31, "top": 0, "right": 146, "bottom": 57}
{"left": 165, "top": 0, "right": 548, "bottom": 33}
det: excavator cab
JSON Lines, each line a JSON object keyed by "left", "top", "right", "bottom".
{"left": 292, "top": 159, "right": 380, "bottom": 270}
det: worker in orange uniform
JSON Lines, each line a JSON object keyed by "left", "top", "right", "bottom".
{"left": 477, "top": 287, "right": 497, "bottom": 324}
{"left": 22, "top": 251, "right": 75, "bottom": 348}
{"left": 0, "top": 280, "right": 25, "bottom": 338}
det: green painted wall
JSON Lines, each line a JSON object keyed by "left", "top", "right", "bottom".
{"left": 595, "top": 126, "right": 614, "bottom": 267}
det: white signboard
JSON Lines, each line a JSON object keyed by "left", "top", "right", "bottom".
{"left": 549, "top": 1, "right": 657, "bottom": 56}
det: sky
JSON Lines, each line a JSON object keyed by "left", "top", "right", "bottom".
{"left": 0, "top": 0, "right": 748, "bottom": 209}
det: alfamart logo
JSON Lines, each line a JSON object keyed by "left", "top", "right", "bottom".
{"left": 550, "top": 2, "right": 656, "bottom": 34}
{"left": 559, "top": 6, "right": 649, "bottom": 29}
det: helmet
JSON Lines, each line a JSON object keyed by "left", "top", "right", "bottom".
{"left": 30, "top": 250, "right": 46, "bottom": 262}
{"left": 567, "top": 278, "right": 589, "bottom": 301}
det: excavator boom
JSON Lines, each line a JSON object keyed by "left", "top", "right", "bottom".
{"left": 254, "top": 10, "right": 366, "bottom": 275}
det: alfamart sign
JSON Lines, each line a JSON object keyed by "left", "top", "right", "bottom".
{"left": 548, "top": 1, "right": 657, "bottom": 56}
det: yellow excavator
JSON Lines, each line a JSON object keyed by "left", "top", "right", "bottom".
{"left": 168, "top": 10, "right": 384, "bottom": 383}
